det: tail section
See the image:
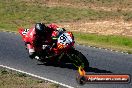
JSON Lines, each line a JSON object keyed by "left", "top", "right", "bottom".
{"left": 18, "top": 28, "right": 25, "bottom": 36}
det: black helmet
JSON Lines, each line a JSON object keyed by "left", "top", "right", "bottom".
{"left": 35, "top": 23, "right": 47, "bottom": 35}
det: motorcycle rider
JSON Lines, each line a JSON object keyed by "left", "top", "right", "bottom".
{"left": 20, "top": 22, "right": 65, "bottom": 60}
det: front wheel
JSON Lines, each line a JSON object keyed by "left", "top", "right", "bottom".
{"left": 67, "top": 49, "right": 89, "bottom": 70}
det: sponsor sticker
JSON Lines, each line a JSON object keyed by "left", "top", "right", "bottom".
{"left": 76, "top": 67, "right": 131, "bottom": 85}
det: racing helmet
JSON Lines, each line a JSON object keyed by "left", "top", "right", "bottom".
{"left": 35, "top": 23, "right": 47, "bottom": 35}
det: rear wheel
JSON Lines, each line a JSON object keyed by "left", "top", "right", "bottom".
{"left": 68, "top": 49, "right": 89, "bottom": 70}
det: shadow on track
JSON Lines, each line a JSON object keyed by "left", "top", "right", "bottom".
{"left": 37, "top": 62, "right": 112, "bottom": 73}
{"left": 87, "top": 67, "right": 112, "bottom": 73}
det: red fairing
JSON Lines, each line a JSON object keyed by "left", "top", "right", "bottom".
{"left": 18, "top": 28, "right": 25, "bottom": 37}
{"left": 52, "top": 31, "right": 58, "bottom": 37}
{"left": 24, "top": 27, "right": 35, "bottom": 44}
{"left": 18, "top": 27, "right": 36, "bottom": 50}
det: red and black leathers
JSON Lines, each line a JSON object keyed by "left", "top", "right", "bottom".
{"left": 19, "top": 23, "right": 59, "bottom": 58}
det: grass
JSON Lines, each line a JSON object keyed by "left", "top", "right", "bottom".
{"left": 76, "top": 0, "right": 132, "bottom": 7}
{"left": 25, "top": 0, "right": 132, "bottom": 8}
{"left": 73, "top": 32, "right": 132, "bottom": 53}
{"left": 0, "top": 68, "right": 59, "bottom": 88}
{"left": 1, "top": 0, "right": 132, "bottom": 31}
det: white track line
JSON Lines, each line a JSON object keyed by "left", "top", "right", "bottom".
{"left": 0, "top": 64, "right": 74, "bottom": 88}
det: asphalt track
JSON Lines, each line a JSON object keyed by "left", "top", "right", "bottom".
{"left": 0, "top": 32, "right": 132, "bottom": 88}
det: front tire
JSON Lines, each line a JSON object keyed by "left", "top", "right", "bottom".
{"left": 68, "top": 49, "right": 89, "bottom": 70}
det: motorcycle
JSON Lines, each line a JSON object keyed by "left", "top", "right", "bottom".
{"left": 19, "top": 28, "right": 89, "bottom": 69}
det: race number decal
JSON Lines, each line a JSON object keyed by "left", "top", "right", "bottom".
{"left": 59, "top": 34, "right": 66, "bottom": 44}
{"left": 22, "top": 29, "right": 29, "bottom": 35}
{"left": 58, "top": 33, "right": 73, "bottom": 46}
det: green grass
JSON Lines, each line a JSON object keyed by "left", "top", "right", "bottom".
{"left": 67, "top": 0, "right": 132, "bottom": 8}
{"left": 33, "top": 0, "right": 132, "bottom": 8}
{"left": 73, "top": 32, "right": 132, "bottom": 53}
{"left": 0, "top": 68, "right": 59, "bottom": 88}
{"left": 0, "top": 0, "right": 132, "bottom": 31}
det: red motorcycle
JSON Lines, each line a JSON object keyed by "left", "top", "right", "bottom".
{"left": 19, "top": 28, "right": 89, "bottom": 69}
